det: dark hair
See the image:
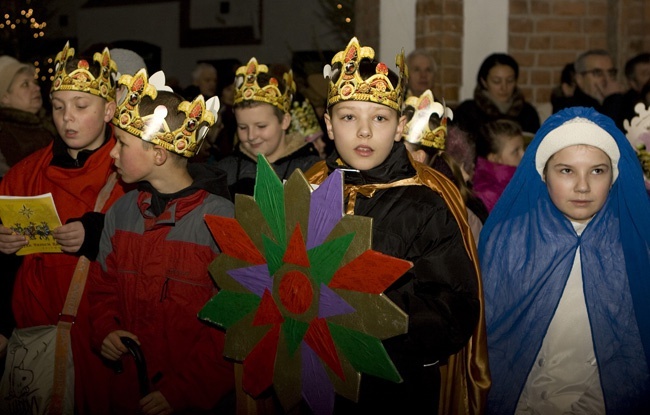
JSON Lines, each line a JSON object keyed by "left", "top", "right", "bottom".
{"left": 477, "top": 53, "right": 519, "bottom": 88}
{"left": 477, "top": 119, "right": 522, "bottom": 157}
{"left": 64, "top": 56, "right": 102, "bottom": 78}
{"left": 560, "top": 63, "right": 576, "bottom": 86}
{"left": 137, "top": 90, "right": 198, "bottom": 162}
{"left": 624, "top": 52, "right": 650, "bottom": 81}
{"left": 138, "top": 91, "right": 186, "bottom": 129}
{"left": 574, "top": 49, "right": 610, "bottom": 73}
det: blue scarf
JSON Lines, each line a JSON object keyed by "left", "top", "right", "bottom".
{"left": 479, "top": 107, "right": 650, "bottom": 414}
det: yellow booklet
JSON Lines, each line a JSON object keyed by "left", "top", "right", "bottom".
{"left": 0, "top": 193, "right": 63, "bottom": 255}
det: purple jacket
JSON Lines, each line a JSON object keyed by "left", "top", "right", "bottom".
{"left": 473, "top": 157, "right": 517, "bottom": 212}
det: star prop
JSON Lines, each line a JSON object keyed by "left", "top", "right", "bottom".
{"left": 200, "top": 155, "right": 411, "bottom": 415}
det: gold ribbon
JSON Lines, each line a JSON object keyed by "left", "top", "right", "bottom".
{"left": 343, "top": 177, "right": 421, "bottom": 214}
{"left": 304, "top": 156, "right": 490, "bottom": 415}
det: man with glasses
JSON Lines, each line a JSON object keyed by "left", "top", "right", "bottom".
{"left": 553, "top": 49, "right": 624, "bottom": 128}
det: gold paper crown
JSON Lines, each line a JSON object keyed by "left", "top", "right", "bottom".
{"left": 324, "top": 37, "right": 407, "bottom": 112}
{"left": 51, "top": 41, "right": 117, "bottom": 101}
{"left": 234, "top": 58, "right": 295, "bottom": 113}
{"left": 112, "top": 69, "right": 219, "bottom": 158}
{"left": 290, "top": 99, "right": 323, "bottom": 141}
{"left": 402, "top": 90, "right": 453, "bottom": 151}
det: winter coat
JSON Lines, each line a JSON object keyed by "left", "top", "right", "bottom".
{"left": 455, "top": 87, "right": 540, "bottom": 141}
{"left": 217, "top": 132, "right": 320, "bottom": 196}
{"left": 472, "top": 156, "right": 517, "bottom": 213}
{"left": 305, "top": 143, "right": 484, "bottom": 414}
{"left": 552, "top": 86, "right": 626, "bottom": 130}
{"left": 0, "top": 107, "right": 55, "bottom": 176}
{"left": 0, "top": 129, "right": 130, "bottom": 414}
{"left": 88, "top": 163, "right": 235, "bottom": 414}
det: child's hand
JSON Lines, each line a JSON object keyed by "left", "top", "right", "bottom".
{"left": 52, "top": 221, "right": 85, "bottom": 253}
{"left": 101, "top": 330, "right": 139, "bottom": 361}
{"left": 140, "top": 391, "right": 173, "bottom": 415}
{"left": 0, "top": 225, "right": 28, "bottom": 254}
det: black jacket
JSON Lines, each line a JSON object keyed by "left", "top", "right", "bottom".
{"left": 454, "top": 87, "right": 541, "bottom": 142}
{"left": 326, "top": 144, "right": 480, "bottom": 413}
{"left": 216, "top": 136, "right": 320, "bottom": 196}
{"left": 552, "top": 86, "right": 626, "bottom": 130}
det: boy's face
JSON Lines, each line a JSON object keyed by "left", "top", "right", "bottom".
{"left": 235, "top": 103, "right": 291, "bottom": 162}
{"left": 489, "top": 134, "right": 525, "bottom": 167}
{"left": 1, "top": 69, "right": 42, "bottom": 114}
{"left": 324, "top": 101, "right": 406, "bottom": 171}
{"left": 110, "top": 128, "right": 153, "bottom": 184}
{"left": 543, "top": 144, "right": 613, "bottom": 224}
{"left": 51, "top": 90, "right": 115, "bottom": 159}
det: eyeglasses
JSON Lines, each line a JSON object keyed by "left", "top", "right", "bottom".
{"left": 580, "top": 68, "right": 618, "bottom": 78}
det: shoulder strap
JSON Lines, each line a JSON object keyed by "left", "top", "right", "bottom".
{"left": 50, "top": 171, "right": 118, "bottom": 415}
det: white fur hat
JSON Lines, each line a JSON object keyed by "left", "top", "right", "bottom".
{"left": 109, "top": 48, "right": 146, "bottom": 77}
{"left": 535, "top": 117, "right": 620, "bottom": 182}
{"left": 0, "top": 56, "right": 30, "bottom": 97}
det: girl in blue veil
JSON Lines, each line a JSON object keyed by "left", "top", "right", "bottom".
{"left": 479, "top": 107, "right": 650, "bottom": 414}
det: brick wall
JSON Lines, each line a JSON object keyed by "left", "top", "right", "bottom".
{"left": 408, "top": 0, "right": 650, "bottom": 119}
{"left": 414, "top": 0, "right": 464, "bottom": 103}
{"left": 508, "top": 0, "right": 649, "bottom": 118}
{"left": 354, "top": 0, "right": 380, "bottom": 51}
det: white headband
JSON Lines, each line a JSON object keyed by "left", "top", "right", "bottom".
{"left": 535, "top": 117, "right": 620, "bottom": 182}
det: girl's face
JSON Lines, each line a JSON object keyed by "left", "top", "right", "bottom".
{"left": 235, "top": 103, "right": 290, "bottom": 163}
{"left": 1, "top": 69, "right": 42, "bottom": 114}
{"left": 482, "top": 64, "right": 517, "bottom": 104}
{"left": 51, "top": 91, "right": 115, "bottom": 159}
{"left": 544, "top": 144, "right": 613, "bottom": 224}
{"left": 325, "top": 101, "right": 405, "bottom": 171}
{"left": 489, "top": 134, "right": 525, "bottom": 167}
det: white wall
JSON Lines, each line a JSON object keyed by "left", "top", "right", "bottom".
{"left": 379, "top": 0, "right": 417, "bottom": 64}
{"left": 461, "top": 0, "right": 509, "bottom": 101}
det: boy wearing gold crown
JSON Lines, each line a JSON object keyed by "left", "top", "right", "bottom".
{"left": 215, "top": 58, "right": 320, "bottom": 196}
{"left": 305, "top": 38, "right": 487, "bottom": 414}
{"left": 0, "top": 42, "right": 130, "bottom": 413}
{"left": 87, "top": 69, "right": 235, "bottom": 414}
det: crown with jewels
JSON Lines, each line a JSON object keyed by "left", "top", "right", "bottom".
{"left": 234, "top": 58, "right": 295, "bottom": 113}
{"left": 112, "top": 69, "right": 219, "bottom": 158}
{"left": 323, "top": 37, "right": 407, "bottom": 112}
{"left": 51, "top": 41, "right": 118, "bottom": 101}
{"left": 290, "top": 99, "right": 323, "bottom": 142}
{"left": 402, "top": 90, "right": 453, "bottom": 151}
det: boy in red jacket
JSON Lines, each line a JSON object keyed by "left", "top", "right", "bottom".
{"left": 0, "top": 41, "right": 129, "bottom": 414}
{"left": 88, "top": 69, "right": 234, "bottom": 414}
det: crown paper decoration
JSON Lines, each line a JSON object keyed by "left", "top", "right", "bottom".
{"left": 623, "top": 102, "right": 650, "bottom": 186}
{"left": 290, "top": 99, "right": 323, "bottom": 142}
{"left": 113, "top": 69, "right": 219, "bottom": 158}
{"left": 323, "top": 37, "right": 407, "bottom": 112}
{"left": 51, "top": 41, "right": 118, "bottom": 101}
{"left": 402, "top": 90, "right": 453, "bottom": 151}
{"left": 234, "top": 58, "right": 295, "bottom": 113}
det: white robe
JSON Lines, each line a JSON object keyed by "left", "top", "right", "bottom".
{"left": 515, "top": 221, "right": 606, "bottom": 415}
